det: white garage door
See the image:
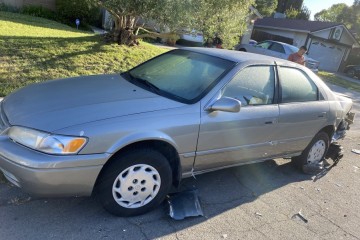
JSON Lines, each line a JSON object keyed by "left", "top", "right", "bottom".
{"left": 308, "top": 40, "right": 345, "bottom": 72}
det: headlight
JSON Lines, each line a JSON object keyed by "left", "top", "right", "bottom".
{"left": 8, "top": 126, "right": 87, "bottom": 155}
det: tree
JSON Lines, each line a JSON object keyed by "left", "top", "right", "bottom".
{"left": 90, "top": 0, "right": 254, "bottom": 48}
{"left": 285, "top": 5, "right": 310, "bottom": 20}
{"left": 277, "top": 0, "right": 303, "bottom": 13}
{"left": 255, "top": 0, "right": 278, "bottom": 17}
{"left": 314, "top": 1, "right": 359, "bottom": 41}
{"left": 314, "top": 3, "right": 348, "bottom": 22}
{"left": 194, "top": 0, "right": 255, "bottom": 48}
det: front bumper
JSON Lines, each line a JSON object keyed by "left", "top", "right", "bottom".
{"left": 0, "top": 136, "right": 110, "bottom": 197}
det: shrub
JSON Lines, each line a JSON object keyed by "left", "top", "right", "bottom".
{"left": 20, "top": 5, "right": 58, "bottom": 21}
{"left": 0, "top": 2, "right": 20, "bottom": 12}
{"left": 55, "top": 0, "right": 101, "bottom": 27}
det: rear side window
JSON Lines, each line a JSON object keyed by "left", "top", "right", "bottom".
{"left": 269, "top": 43, "right": 285, "bottom": 54}
{"left": 279, "top": 67, "right": 318, "bottom": 103}
{"left": 222, "top": 66, "right": 275, "bottom": 106}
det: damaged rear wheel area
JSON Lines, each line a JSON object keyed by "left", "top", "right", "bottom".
{"left": 292, "top": 132, "right": 330, "bottom": 174}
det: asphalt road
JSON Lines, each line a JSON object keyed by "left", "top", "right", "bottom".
{"left": 1, "top": 84, "right": 360, "bottom": 240}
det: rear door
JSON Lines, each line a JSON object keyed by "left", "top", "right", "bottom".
{"left": 274, "top": 66, "right": 330, "bottom": 155}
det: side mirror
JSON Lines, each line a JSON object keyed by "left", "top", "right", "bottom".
{"left": 207, "top": 97, "right": 241, "bottom": 113}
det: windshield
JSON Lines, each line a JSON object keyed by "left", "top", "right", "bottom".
{"left": 127, "top": 50, "right": 235, "bottom": 103}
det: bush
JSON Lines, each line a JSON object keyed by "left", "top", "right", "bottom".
{"left": 20, "top": 5, "right": 58, "bottom": 21}
{"left": 0, "top": 2, "right": 19, "bottom": 12}
{"left": 55, "top": 0, "right": 101, "bottom": 27}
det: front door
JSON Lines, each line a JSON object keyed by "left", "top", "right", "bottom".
{"left": 194, "top": 65, "right": 279, "bottom": 172}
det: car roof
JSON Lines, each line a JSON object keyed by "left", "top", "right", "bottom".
{"left": 182, "top": 47, "right": 283, "bottom": 64}
{"left": 261, "top": 40, "right": 295, "bottom": 48}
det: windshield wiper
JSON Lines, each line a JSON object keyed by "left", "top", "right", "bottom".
{"left": 127, "top": 72, "right": 161, "bottom": 93}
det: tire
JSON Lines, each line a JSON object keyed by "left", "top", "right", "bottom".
{"left": 346, "top": 68, "right": 355, "bottom": 78}
{"left": 96, "top": 148, "right": 172, "bottom": 217}
{"left": 292, "top": 132, "right": 330, "bottom": 174}
{"left": 239, "top": 48, "right": 247, "bottom": 52}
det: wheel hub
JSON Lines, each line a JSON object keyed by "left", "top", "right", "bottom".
{"left": 112, "top": 164, "right": 161, "bottom": 209}
{"left": 307, "top": 140, "right": 326, "bottom": 165}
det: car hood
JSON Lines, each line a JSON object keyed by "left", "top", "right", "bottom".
{"left": 2, "top": 74, "right": 185, "bottom": 132}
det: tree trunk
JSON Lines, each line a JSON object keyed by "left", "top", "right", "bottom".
{"left": 111, "top": 15, "right": 139, "bottom": 46}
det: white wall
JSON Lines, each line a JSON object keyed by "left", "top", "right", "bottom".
{"left": 293, "top": 32, "right": 307, "bottom": 47}
{"left": 312, "top": 27, "right": 355, "bottom": 46}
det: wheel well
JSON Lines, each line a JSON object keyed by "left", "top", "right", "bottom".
{"left": 319, "top": 125, "right": 335, "bottom": 140}
{"left": 93, "top": 140, "right": 181, "bottom": 195}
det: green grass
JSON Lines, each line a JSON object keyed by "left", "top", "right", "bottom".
{"left": 318, "top": 71, "right": 360, "bottom": 93}
{"left": 0, "top": 11, "right": 167, "bottom": 96}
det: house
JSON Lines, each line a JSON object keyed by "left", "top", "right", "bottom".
{"left": 252, "top": 18, "right": 359, "bottom": 72}
{"left": 1, "top": 0, "right": 55, "bottom": 10}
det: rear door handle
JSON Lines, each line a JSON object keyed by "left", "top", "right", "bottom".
{"left": 318, "top": 112, "right": 327, "bottom": 118}
{"left": 264, "top": 118, "right": 278, "bottom": 124}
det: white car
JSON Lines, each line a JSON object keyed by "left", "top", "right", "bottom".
{"left": 235, "top": 40, "right": 320, "bottom": 73}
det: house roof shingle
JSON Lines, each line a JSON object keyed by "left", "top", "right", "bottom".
{"left": 254, "top": 18, "right": 341, "bottom": 32}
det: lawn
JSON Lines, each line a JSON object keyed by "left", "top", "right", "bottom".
{"left": 318, "top": 71, "right": 360, "bottom": 93}
{"left": 0, "top": 11, "right": 167, "bottom": 96}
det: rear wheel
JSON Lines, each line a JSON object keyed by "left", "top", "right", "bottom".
{"left": 96, "top": 148, "right": 172, "bottom": 216}
{"left": 292, "top": 132, "right": 330, "bottom": 174}
{"left": 239, "top": 48, "right": 247, "bottom": 52}
{"left": 346, "top": 68, "right": 356, "bottom": 78}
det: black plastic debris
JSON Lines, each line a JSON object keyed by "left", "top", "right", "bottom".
{"left": 167, "top": 189, "right": 204, "bottom": 220}
{"left": 303, "top": 162, "right": 324, "bottom": 175}
{"left": 326, "top": 143, "right": 344, "bottom": 164}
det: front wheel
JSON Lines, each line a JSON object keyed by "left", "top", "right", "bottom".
{"left": 96, "top": 148, "right": 172, "bottom": 216}
{"left": 292, "top": 132, "right": 330, "bottom": 174}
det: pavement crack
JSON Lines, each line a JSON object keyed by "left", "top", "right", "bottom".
{"left": 125, "top": 218, "right": 149, "bottom": 240}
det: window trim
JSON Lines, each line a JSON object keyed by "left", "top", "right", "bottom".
{"left": 277, "top": 66, "right": 321, "bottom": 104}
{"left": 219, "top": 64, "right": 278, "bottom": 108}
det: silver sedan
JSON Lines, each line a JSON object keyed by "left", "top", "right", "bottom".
{"left": 235, "top": 40, "right": 320, "bottom": 72}
{"left": 0, "top": 48, "right": 354, "bottom": 216}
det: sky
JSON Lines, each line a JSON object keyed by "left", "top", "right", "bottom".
{"left": 303, "top": 0, "right": 354, "bottom": 20}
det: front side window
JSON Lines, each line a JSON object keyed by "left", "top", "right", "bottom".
{"left": 279, "top": 67, "right": 318, "bottom": 103}
{"left": 222, "top": 66, "right": 275, "bottom": 106}
{"left": 127, "top": 50, "right": 234, "bottom": 103}
{"left": 256, "top": 41, "right": 272, "bottom": 49}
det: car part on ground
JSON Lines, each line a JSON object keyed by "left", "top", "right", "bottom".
{"left": 167, "top": 189, "right": 203, "bottom": 220}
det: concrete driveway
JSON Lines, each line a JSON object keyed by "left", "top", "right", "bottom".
{"left": 1, "top": 84, "right": 360, "bottom": 240}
